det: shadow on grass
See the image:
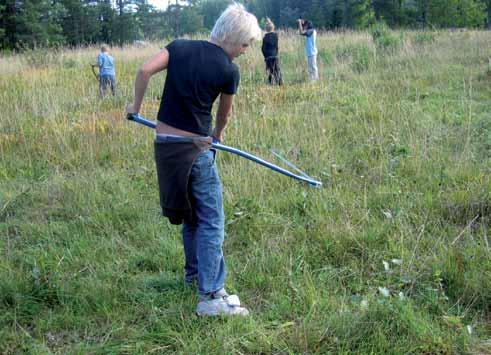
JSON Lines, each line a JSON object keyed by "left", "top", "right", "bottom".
{"left": 142, "top": 274, "right": 190, "bottom": 293}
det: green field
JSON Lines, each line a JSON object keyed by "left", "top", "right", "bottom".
{"left": 1, "top": 30, "right": 490, "bottom": 353}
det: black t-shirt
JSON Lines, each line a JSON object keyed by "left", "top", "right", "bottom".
{"left": 261, "top": 32, "right": 278, "bottom": 58}
{"left": 157, "top": 40, "right": 240, "bottom": 136}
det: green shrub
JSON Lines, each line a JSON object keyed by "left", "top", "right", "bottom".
{"left": 23, "top": 47, "right": 62, "bottom": 68}
{"left": 280, "top": 51, "right": 302, "bottom": 67}
{"left": 318, "top": 49, "right": 332, "bottom": 65}
{"left": 370, "top": 22, "right": 401, "bottom": 52}
{"left": 63, "top": 58, "right": 77, "bottom": 69}
{"left": 413, "top": 32, "right": 436, "bottom": 45}
{"left": 335, "top": 43, "right": 374, "bottom": 72}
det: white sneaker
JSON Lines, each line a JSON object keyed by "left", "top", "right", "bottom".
{"left": 196, "top": 290, "right": 249, "bottom": 317}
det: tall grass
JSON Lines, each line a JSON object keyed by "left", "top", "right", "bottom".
{"left": 1, "top": 31, "right": 490, "bottom": 353}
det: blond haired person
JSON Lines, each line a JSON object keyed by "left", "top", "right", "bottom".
{"left": 261, "top": 18, "right": 283, "bottom": 85}
{"left": 126, "top": 3, "right": 261, "bottom": 317}
{"left": 93, "top": 45, "right": 116, "bottom": 98}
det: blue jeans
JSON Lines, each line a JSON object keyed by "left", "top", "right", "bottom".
{"left": 99, "top": 74, "right": 116, "bottom": 95}
{"left": 182, "top": 149, "right": 226, "bottom": 296}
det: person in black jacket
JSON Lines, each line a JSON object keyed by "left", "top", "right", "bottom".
{"left": 261, "top": 18, "right": 283, "bottom": 85}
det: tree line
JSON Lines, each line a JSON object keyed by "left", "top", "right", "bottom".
{"left": 1, "top": 0, "right": 490, "bottom": 50}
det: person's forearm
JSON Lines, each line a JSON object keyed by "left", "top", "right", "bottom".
{"left": 213, "top": 93, "right": 234, "bottom": 141}
{"left": 214, "top": 113, "right": 230, "bottom": 140}
{"left": 132, "top": 69, "right": 151, "bottom": 113}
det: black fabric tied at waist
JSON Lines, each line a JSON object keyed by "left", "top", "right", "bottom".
{"left": 154, "top": 134, "right": 212, "bottom": 225}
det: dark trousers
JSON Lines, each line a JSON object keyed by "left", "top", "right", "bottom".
{"left": 265, "top": 57, "right": 283, "bottom": 85}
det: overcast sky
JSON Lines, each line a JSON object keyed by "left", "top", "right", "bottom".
{"left": 148, "top": 0, "right": 168, "bottom": 10}
{"left": 148, "top": 0, "right": 189, "bottom": 10}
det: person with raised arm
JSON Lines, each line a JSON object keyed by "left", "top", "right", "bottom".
{"left": 297, "top": 18, "right": 319, "bottom": 81}
{"left": 261, "top": 17, "right": 283, "bottom": 85}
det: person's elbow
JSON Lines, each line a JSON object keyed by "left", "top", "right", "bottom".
{"left": 137, "top": 65, "right": 153, "bottom": 80}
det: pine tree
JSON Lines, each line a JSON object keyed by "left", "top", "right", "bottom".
{"left": 15, "top": 0, "right": 66, "bottom": 48}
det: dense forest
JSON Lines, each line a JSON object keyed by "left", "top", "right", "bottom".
{"left": 1, "top": 0, "right": 490, "bottom": 50}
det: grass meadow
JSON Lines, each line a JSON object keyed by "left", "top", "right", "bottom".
{"left": 1, "top": 29, "right": 490, "bottom": 353}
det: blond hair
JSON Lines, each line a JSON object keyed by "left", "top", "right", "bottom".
{"left": 210, "top": 3, "right": 261, "bottom": 46}
{"left": 265, "top": 18, "right": 274, "bottom": 32}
